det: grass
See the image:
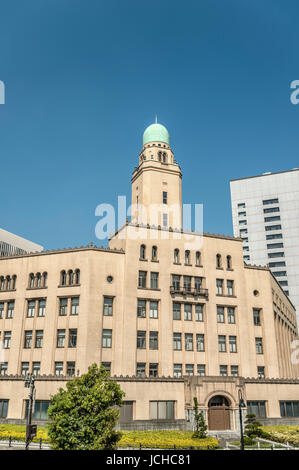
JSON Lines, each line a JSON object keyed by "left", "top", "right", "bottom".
{"left": 262, "top": 425, "right": 299, "bottom": 447}
{"left": 0, "top": 424, "right": 49, "bottom": 442}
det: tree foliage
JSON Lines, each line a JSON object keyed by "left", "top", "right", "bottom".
{"left": 192, "top": 397, "right": 207, "bottom": 439}
{"left": 47, "top": 364, "right": 125, "bottom": 450}
{"left": 244, "top": 413, "right": 263, "bottom": 438}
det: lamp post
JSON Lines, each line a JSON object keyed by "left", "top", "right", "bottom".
{"left": 24, "top": 373, "right": 36, "bottom": 450}
{"left": 238, "top": 389, "right": 246, "bottom": 451}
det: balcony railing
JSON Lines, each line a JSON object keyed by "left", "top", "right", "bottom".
{"left": 170, "top": 285, "right": 209, "bottom": 298}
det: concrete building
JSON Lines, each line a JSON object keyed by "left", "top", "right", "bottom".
{"left": 0, "top": 123, "right": 299, "bottom": 432}
{"left": 230, "top": 169, "right": 299, "bottom": 322}
{"left": 0, "top": 227, "right": 43, "bottom": 258}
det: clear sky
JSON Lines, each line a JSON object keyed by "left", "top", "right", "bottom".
{"left": 0, "top": 0, "right": 298, "bottom": 250}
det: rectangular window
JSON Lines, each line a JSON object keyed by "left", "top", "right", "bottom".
{"left": 68, "top": 329, "right": 77, "bottom": 348}
{"left": 173, "top": 302, "right": 181, "bottom": 320}
{"left": 269, "top": 261, "right": 286, "bottom": 267}
{"left": 247, "top": 401, "right": 266, "bottom": 418}
{"left": 267, "top": 243, "right": 284, "bottom": 249}
{"left": 150, "top": 272, "right": 159, "bottom": 289}
{"left": 59, "top": 298, "right": 68, "bottom": 316}
{"left": 264, "top": 207, "right": 280, "bottom": 213}
{"left": 7, "top": 301, "right": 14, "bottom": 319}
{"left": 280, "top": 401, "right": 299, "bottom": 418}
{"left": 102, "top": 329, "right": 112, "bottom": 348}
{"left": 239, "top": 220, "right": 247, "bottom": 226}
{"left": 137, "top": 330, "right": 146, "bottom": 349}
{"left": 239, "top": 228, "right": 248, "bottom": 235}
{"left": 150, "top": 401, "right": 175, "bottom": 420}
{"left": 227, "top": 307, "right": 235, "bottom": 324}
{"left": 183, "top": 276, "right": 191, "bottom": 292}
{"left": 163, "top": 191, "right": 167, "bottom": 204}
{"left": 136, "top": 363, "right": 146, "bottom": 377}
{"left": 197, "top": 364, "right": 206, "bottom": 376}
{"left": 174, "top": 364, "right": 182, "bottom": 378}
{"left": 227, "top": 280, "right": 234, "bottom": 296}
{"left": 55, "top": 362, "right": 63, "bottom": 376}
{"left": 3, "top": 331, "right": 11, "bottom": 349}
{"left": 253, "top": 309, "right": 261, "bottom": 326}
{"left": 273, "top": 271, "right": 287, "bottom": 277}
{"left": 32, "top": 362, "right": 40, "bottom": 376}
{"left": 194, "top": 277, "right": 202, "bottom": 291}
{"left": 0, "top": 362, "right": 8, "bottom": 376}
{"left": 216, "top": 279, "right": 223, "bottom": 295}
{"left": 255, "top": 337, "right": 263, "bottom": 354}
{"left": 218, "top": 335, "right": 226, "bottom": 352}
{"left": 238, "top": 211, "right": 246, "bottom": 217}
{"left": 149, "top": 363, "right": 158, "bottom": 377}
{"left": 268, "top": 252, "right": 284, "bottom": 258}
{"left": 185, "top": 364, "right": 194, "bottom": 376}
{"left": 195, "top": 304, "right": 204, "bottom": 322}
{"left": 220, "top": 365, "right": 228, "bottom": 376}
{"left": 231, "top": 365, "right": 239, "bottom": 376}
{"left": 173, "top": 333, "right": 182, "bottom": 350}
{"left": 172, "top": 275, "right": 180, "bottom": 289}
{"left": 263, "top": 198, "right": 279, "bottom": 205}
{"left": 57, "top": 329, "right": 65, "bottom": 348}
{"left": 265, "top": 224, "right": 281, "bottom": 231}
{"left": 38, "top": 299, "right": 46, "bottom": 317}
{"left": 103, "top": 297, "right": 113, "bottom": 316}
{"left": 149, "top": 331, "right": 158, "bottom": 350}
{"left": 137, "top": 299, "right": 146, "bottom": 318}
{"left": 27, "top": 300, "right": 35, "bottom": 318}
{"left": 67, "top": 361, "right": 76, "bottom": 376}
{"left": 162, "top": 213, "right": 168, "bottom": 227}
{"left": 184, "top": 304, "right": 192, "bottom": 321}
{"left": 0, "top": 302, "right": 4, "bottom": 319}
{"left": 71, "top": 297, "right": 79, "bottom": 315}
{"left": 264, "top": 216, "right": 280, "bottom": 222}
{"left": 217, "top": 306, "right": 225, "bottom": 323}
{"left": 229, "top": 336, "right": 237, "bottom": 353}
{"left": 24, "top": 331, "right": 33, "bottom": 349}
{"left": 149, "top": 301, "right": 158, "bottom": 318}
{"left": 25, "top": 400, "right": 50, "bottom": 420}
{"left": 35, "top": 330, "right": 43, "bottom": 348}
{"left": 185, "top": 333, "right": 193, "bottom": 351}
{"left": 238, "top": 203, "right": 246, "bottom": 209}
{"left": 266, "top": 233, "right": 283, "bottom": 240}
{"left": 21, "top": 362, "right": 29, "bottom": 376}
{"left": 257, "top": 366, "right": 265, "bottom": 379}
{"left": 196, "top": 334, "right": 205, "bottom": 352}
{"left": 0, "top": 400, "right": 8, "bottom": 418}
{"left": 138, "top": 271, "right": 147, "bottom": 288}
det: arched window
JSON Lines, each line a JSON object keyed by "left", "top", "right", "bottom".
{"left": 216, "top": 254, "right": 222, "bottom": 268}
{"left": 0, "top": 276, "right": 5, "bottom": 291}
{"left": 29, "top": 273, "right": 35, "bottom": 288}
{"left": 174, "top": 249, "right": 180, "bottom": 264}
{"left": 185, "top": 250, "right": 190, "bottom": 265}
{"left": 140, "top": 244, "right": 146, "bottom": 260}
{"left": 42, "top": 272, "right": 47, "bottom": 288}
{"left": 158, "top": 151, "right": 162, "bottom": 162}
{"left": 75, "top": 269, "right": 80, "bottom": 285}
{"left": 12, "top": 275, "right": 17, "bottom": 290}
{"left": 162, "top": 152, "right": 167, "bottom": 163}
{"left": 61, "top": 270, "right": 66, "bottom": 286}
{"left": 36, "top": 273, "right": 42, "bottom": 288}
{"left": 196, "top": 251, "right": 201, "bottom": 266}
{"left": 227, "top": 255, "right": 232, "bottom": 269}
{"left": 152, "top": 246, "right": 158, "bottom": 261}
{"left": 6, "top": 276, "right": 11, "bottom": 290}
{"left": 68, "top": 270, "right": 74, "bottom": 285}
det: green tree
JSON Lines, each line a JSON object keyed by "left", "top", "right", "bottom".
{"left": 244, "top": 413, "right": 263, "bottom": 439}
{"left": 47, "top": 364, "right": 125, "bottom": 450}
{"left": 192, "top": 397, "right": 207, "bottom": 439}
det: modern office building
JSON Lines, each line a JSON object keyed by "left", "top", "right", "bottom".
{"left": 0, "top": 227, "right": 43, "bottom": 258}
{"left": 230, "top": 169, "right": 299, "bottom": 322}
{"left": 0, "top": 124, "right": 298, "bottom": 431}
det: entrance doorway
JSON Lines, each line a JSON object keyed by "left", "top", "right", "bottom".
{"left": 208, "top": 395, "right": 231, "bottom": 430}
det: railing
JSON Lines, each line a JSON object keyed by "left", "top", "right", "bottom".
{"left": 170, "top": 286, "right": 209, "bottom": 298}
{"left": 117, "top": 443, "right": 215, "bottom": 450}
{"left": 0, "top": 436, "right": 50, "bottom": 449}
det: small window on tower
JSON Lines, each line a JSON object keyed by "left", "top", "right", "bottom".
{"left": 163, "top": 214, "right": 168, "bottom": 227}
{"left": 163, "top": 192, "right": 167, "bottom": 204}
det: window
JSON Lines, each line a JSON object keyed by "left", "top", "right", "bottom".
{"left": 267, "top": 243, "right": 284, "bottom": 249}
{"left": 162, "top": 213, "right": 168, "bottom": 227}
{"left": 67, "top": 362, "right": 76, "bottom": 376}
{"left": 59, "top": 298, "right": 68, "bottom": 316}
{"left": 220, "top": 365, "right": 228, "bottom": 376}
{"left": 150, "top": 272, "right": 159, "bottom": 289}
{"left": 218, "top": 335, "right": 226, "bottom": 352}
{"left": 0, "top": 302, "right": 4, "bottom": 319}
{"left": 27, "top": 300, "right": 35, "bottom": 318}
{"left": 239, "top": 228, "right": 248, "bottom": 235}
{"left": 279, "top": 280, "right": 288, "bottom": 286}
{"left": 68, "top": 329, "right": 77, "bottom": 348}
{"left": 163, "top": 191, "right": 167, "bottom": 204}
{"left": 185, "top": 250, "right": 190, "bottom": 265}
{"left": 60, "top": 270, "right": 67, "bottom": 285}
{"left": 280, "top": 401, "right": 299, "bottom": 418}
{"left": 174, "top": 364, "right": 182, "bottom": 378}
{"left": 257, "top": 366, "right": 265, "bottom": 379}
{"left": 265, "top": 224, "right": 281, "bottom": 231}
{"left": 136, "top": 363, "right": 146, "bottom": 377}
{"left": 197, "top": 364, "right": 206, "bottom": 376}
{"left": 173, "top": 302, "right": 181, "bottom": 320}
{"left": 185, "top": 364, "right": 194, "bottom": 376}
{"left": 103, "top": 297, "right": 113, "bottom": 316}
{"left": 268, "top": 252, "right": 284, "bottom": 258}
{"left": 32, "top": 362, "right": 40, "bottom": 376}
{"left": 255, "top": 337, "right": 263, "bottom": 354}
{"left": 238, "top": 211, "right": 246, "bottom": 217}
{"left": 152, "top": 246, "right": 158, "bottom": 261}
{"left": 35, "top": 330, "right": 43, "bottom": 348}
{"left": 227, "top": 255, "right": 232, "bottom": 269}
{"left": 137, "top": 330, "right": 146, "bottom": 349}
{"left": 216, "top": 279, "right": 223, "bottom": 295}
{"left": 185, "top": 333, "right": 193, "bottom": 351}
{"left": 55, "top": 362, "right": 63, "bottom": 376}
{"left": 3, "top": 331, "right": 11, "bottom": 349}
{"left": 174, "top": 249, "right": 180, "bottom": 264}
{"left": 21, "top": 362, "right": 29, "bottom": 376}
{"left": 269, "top": 261, "right": 286, "bottom": 267}
{"left": 149, "top": 331, "right": 158, "bottom": 350}
{"left": 264, "top": 207, "right": 280, "bottom": 213}
{"left": 184, "top": 304, "right": 192, "bottom": 321}
{"left": 217, "top": 306, "right": 225, "bottom": 323}
{"left": 25, "top": 400, "right": 50, "bottom": 420}
{"left": 150, "top": 401, "right": 175, "bottom": 420}
{"left": 238, "top": 203, "right": 246, "bottom": 209}
{"left": 194, "top": 277, "right": 202, "bottom": 291}
{"left": 216, "top": 254, "right": 222, "bottom": 268}
{"left": 231, "top": 365, "right": 239, "bottom": 376}
{"left": 0, "top": 400, "right": 8, "bottom": 418}
{"left": 253, "top": 309, "right": 261, "bottom": 326}
{"left": 102, "top": 329, "right": 112, "bottom": 348}
{"left": 228, "top": 307, "right": 235, "bottom": 324}
{"left": 149, "top": 301, "right": 158, "bottom": 318}
{"left": 247, "top": 401, "right": 266, "bottom": 418}
{"left": 138, "top": 271, "right": 147, "bottom": 288}
{"left": 101, "top": 362, "right": 111, "bottom": 374}
{"left": 196, "top": 251, "right": 201, "bottom": 266}
{"left": 137, "top": 299, "right": 146, "bottom": 318}
{"left": 195, "top": 304, "right": 204, "bottom": 322}
{"left": 172, "top": 275, "right": 180, "bottom": 290}
{"left": 38, "top": 299, "right": 46, "bottom": 317}
{"left": 196, "top": 334, "right": 205, "bottom": 352}
{"left": 7, "top": 301, "right": 14, "bottom": 319}
{"left": 239, "top": 220, "right": 247, "bottom": 226}
{"left": 266, "top": 233, "right": 283, "bottom": 240}
{"left": 57, "top": 329, "right": 65, "bottom": 348}
{"left": 149, "top": 363, "right": 158, "bottom": 377}
{"left": 264, "top": 216, "right": 280, "bottom": 222}
{"left": 273, "top": 271, "right": 287, "bottom": 277}
{"left": 140, "top": 244, "right": 146, "bottom": 260}
{"left": 173, "top": 333, "right": 182, "bottom": 350}
{"left": 183, "top": 276, "right": 191, "bottom": 292}
{"left": 229, "top": 336, "right": 237, "bottom": 353}
{"left": 263, "top": 198, "right": 279, "bottom": 205}
{"left": 227, "top": 280, "right": 234, "bottom": 296}
{"left": 0, "top": 363, "right": 8, "bottom": 376}
{"left": 24, "top": 331, "right": 33, "bottom": 349}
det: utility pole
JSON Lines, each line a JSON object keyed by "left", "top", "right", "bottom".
{"left": 24, "top": 374, "right": 37, "bottom": 450}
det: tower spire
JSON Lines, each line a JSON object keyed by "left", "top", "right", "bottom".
{"left": 155, "top": 115, "right": 158, "bottom": 124}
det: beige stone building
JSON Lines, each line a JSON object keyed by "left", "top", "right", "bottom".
{"left": 0, "top": 122, "right": 299, "bottom": 432}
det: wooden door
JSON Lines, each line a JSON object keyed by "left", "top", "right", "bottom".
{"left": 208, "top": 407, "right": 230, "bottom": 430}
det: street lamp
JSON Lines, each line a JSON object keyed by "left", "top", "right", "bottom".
{"left": 238, "top": 389, "right": 246, "bottom": 451}
{"left": 24, "top": 373, "right": 37, "bottom": 450}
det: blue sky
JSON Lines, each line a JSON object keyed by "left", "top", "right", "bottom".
{"left": 0, "top": 0, "right": 298, "bottom": 250}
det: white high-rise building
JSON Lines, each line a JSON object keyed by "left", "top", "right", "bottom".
{"left": 230, "top": 168, "right": 299, "bottom": 320}
{"left": 0, "top": 227, "right": 43, "bottom": 257}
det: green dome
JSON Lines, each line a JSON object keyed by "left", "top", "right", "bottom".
{"left": 143, "top": 122, "right": 170, "bottom": 146}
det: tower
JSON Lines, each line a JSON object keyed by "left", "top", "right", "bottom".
{"left": 131, "top": 121, "right": 182, "bottom": 229}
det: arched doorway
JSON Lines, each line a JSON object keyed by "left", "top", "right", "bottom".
{"left": 208, "top": 395, "right": 231, "bottom": 430}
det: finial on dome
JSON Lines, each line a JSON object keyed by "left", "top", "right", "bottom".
{"left": 155, "top": 115, "right": 158, "bottom": 124}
